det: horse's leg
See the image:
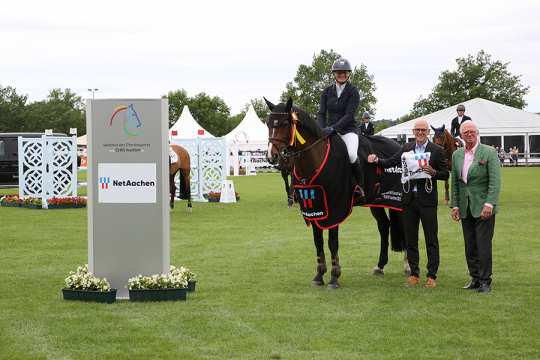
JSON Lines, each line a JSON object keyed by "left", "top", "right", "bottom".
{"left": 282, "top": 169, "right": 293, "bottom": 207}
{"left": 312, "top": 226, "right": 326, "bottom": 286}
{"left": 370, "top": 207, "right": 390, "bottom": 275}
{"left": 182, "top": 169, "right": 192, "bottom": 212}
{"left": 169, "top": 172, "right": 176, "bottom": 209}
{"left": 328, "top": 227, "right": 341, "bottom": 289}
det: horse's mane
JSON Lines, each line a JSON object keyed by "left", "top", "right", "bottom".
{"left": 293, "top": 106, "right": 322, "bottom": 138}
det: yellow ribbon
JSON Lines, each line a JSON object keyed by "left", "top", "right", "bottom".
{"left": 289, "top": 112, "right": 306, "bottom": 146}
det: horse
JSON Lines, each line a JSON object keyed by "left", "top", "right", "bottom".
{"left": 169, "top": 144, "right": 192, "bottom": 210}
{"left": 265, "top": 98, "right": 406, "bottom": 288}
{"left": 430, "top": 124, "right": 459, "bottom": 205}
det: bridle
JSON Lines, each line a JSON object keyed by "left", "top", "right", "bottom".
{"left": 267, "top": 111, "right": 327, "bottom": 160}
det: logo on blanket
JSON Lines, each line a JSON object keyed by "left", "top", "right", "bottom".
{"left": 294, "top": 185, "right": 329, "bottom": 221}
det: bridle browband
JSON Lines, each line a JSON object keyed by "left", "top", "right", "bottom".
{"left": 267, "top": 111, "right": 327, "bottom": 160}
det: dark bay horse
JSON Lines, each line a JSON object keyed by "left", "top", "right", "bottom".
{"left": 169, "top": 144, "right": 192, "bottom": 210}
{"left": 265, "top": 98, "right": 406, "bottom": 288}
{"left": 431, "top": 124, "right": 459, "bottom": 205}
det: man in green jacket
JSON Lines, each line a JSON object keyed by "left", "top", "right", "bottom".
{"left": 451, "top": 121, "right": 501, "bottom": 293}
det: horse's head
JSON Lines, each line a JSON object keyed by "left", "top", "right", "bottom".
{"left": 264, "top": 97, "right": 320, "bottom": 164}
{"left": 431, "top": 124, "right": 447, "bottom": 147}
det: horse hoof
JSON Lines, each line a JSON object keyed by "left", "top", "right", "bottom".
{"left": 372, "top": 266, "right": 384, "bottom": 276}
{"left": 312, "top": 280, "right": 324, "bottom": 286}
{"left": 327, "top": 282, "right": 340, "bottom": 289}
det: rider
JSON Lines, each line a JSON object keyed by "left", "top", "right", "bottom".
{"left": 317, "top": 57, "right": 364, "bottom": 197}
{"left": 450, "top": 104, "right": 471, "bottom": 141}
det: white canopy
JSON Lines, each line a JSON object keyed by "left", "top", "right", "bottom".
{"left": 77, "top": 134, "right": 87, "bottom": 146}
{"left": 169, "top": 105, "right": 214, "bottom": 139}
{"left": 378, "top": 98, "right": 540, "bottom": 137}
{"left": 225, "top": 105, "right": 268, "bottom": 144}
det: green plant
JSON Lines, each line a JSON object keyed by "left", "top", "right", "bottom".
{"left": 127, "top": 265, "right": 189, "bottom": 290}
{"left": 64, "top": 264, "right": 111, "bottom": 292}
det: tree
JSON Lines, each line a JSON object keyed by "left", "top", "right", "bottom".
{"left": 410, "top": 50, "right": 530, "bottom": 118}
{"left": 25, "top": 89, "right": 85, "bottom": 134}
{"left": 280, "top": 49, "right": 377, "bottom": 117}
{"left": 0, "top": 85, "right": 28, "bottom": 132}
{"left": 164, "top": 89, "right": 189, "bottom": 128}
{"left": 188, "top": 93, "right": 232, "bottom": 137}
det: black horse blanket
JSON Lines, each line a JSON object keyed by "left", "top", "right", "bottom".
{"left": 292, "top": 134, "right": 403, "bottom": 230}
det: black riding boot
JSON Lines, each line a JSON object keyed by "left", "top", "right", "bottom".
{"left": 352, "top": 160, "right": 366, "bottom": 204}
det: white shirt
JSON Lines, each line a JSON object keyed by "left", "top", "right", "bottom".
{"left": 336, "top": 83, "right": 346, "bottom": 98}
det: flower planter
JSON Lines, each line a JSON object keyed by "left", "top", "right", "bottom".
{"left": 1, "top": 202, "right": 21, "bottom": 208}
{"left": 187, "top": 280, "right": 197, "bottom": 292}
{"left": 207, "top": 198, "right": 220, "bottom": 203}
{"left": 129, "top": 288, "right": 187, "bottom": 302}
{"left": 62, "top": 288, "right": 117, "bottom": 303}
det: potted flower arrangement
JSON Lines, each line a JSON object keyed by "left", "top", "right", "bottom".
{"left": 0, "top": 195, "right": 23, "bottom": 207}
{"left": 48, "top": 196, "right": 87, "bottom": 209}
{"left": 173, "top": 266, "right": 197, "bottom": 292}
{"left": 204, "top": 191, "right": 240, "bottom": 202}
{"left": 62, "top": 264, "right": 116, "bottom": 303}
{"left": 23, "top": 197, "right": 42, "bottom": 209}
{"left": 127, "top": 265, "right": 189, "bottom": 301}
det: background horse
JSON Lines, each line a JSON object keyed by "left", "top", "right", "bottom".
{"left": 431, "top": 124, "right": 459, "bottom": 204}
{"left": 169, "top": 144, "right": 192, "bottom": 210}
{"left": 265, "top": 98, "right": 406, "bottom": 288}
{"left": 276, "top": 156, "right": 294, "bottom": 207}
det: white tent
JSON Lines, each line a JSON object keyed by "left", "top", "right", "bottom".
{"left": 77, "top": 134, "right": 87, "bottom": 146}
{"left": 169, "top": 105, "right": 214, "bottom": 139}
{"left": 378, "top": 98, "right": 540, "bottom": 154}
{"left": 225, "top": 105, "right": 268, "bottom": 144}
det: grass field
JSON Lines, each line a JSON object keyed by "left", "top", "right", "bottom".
{"left": 1, "top": 168, "right": 539, "bottom": 359}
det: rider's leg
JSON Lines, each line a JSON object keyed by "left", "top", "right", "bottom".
{"left": 339, "top": 132, "right": 365, "bottom": 199}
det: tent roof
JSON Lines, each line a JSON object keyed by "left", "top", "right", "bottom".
{"left": 169, "top": 105, "right": 214, "bottom": 139}
{"left": 378, "top": 98, "right": 540, "bottom": 137}
{"left": 225, "top": 105, "right": 268, "bottom": 144}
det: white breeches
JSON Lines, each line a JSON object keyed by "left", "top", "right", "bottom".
{"left": 339, "top": 132, "right": 358, "bottom": 163}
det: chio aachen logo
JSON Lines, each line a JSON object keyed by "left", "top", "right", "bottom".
{"left": 99, "top": 176, "right": 155, "bottom": 190}
{"left": 108, "top": 103, "right": 142, "bottom": 136}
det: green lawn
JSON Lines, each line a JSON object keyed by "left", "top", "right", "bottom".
{"left": 1, "top": 168, "right": 539, "bottom": 359}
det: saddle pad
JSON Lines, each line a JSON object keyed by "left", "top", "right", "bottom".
{"left": 293, "top": 185, "right": 329, "bottom": 221}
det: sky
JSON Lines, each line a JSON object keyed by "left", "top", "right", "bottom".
{"left": 1, "top": 0, "right": 539, "bottom": 120}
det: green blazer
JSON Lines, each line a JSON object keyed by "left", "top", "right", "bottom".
{"left": 451, "top": 144, "right": 501, "bottom": 218}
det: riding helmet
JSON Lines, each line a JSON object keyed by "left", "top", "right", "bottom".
{"left": 456, "top": 104, "right": 466, "bottom": 111}
{"left": 332, "top": 58, "right": 352, "bottom": 72}
{"left": 362, "top": 111, "right": 370, "bottom": 119}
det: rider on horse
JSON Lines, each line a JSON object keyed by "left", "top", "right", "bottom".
{"left": 317, "top": 57, "right": 365, "bottom": 199}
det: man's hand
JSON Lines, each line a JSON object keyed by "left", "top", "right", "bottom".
{"left": 451, "top": 207, "right": 460, "bottom": 222}
{"left": 480, "top": 205, "right": 493, "bottom": 220}
{"left": 422, "top": 164, "right": 437, "bottom": 177}
{"left": 322, "top": 127, "right": 335, "bottom": 137}
{"left": 367, "top": 154, "right": 378, "bottom": 163}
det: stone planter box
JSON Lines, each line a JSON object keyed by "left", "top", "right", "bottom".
{"left": 129, "top": 288, "right": 187, "bottom": 302}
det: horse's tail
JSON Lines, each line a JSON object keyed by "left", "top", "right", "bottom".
{"left": 389, "top": 209, "right": 406, "bottom": 252}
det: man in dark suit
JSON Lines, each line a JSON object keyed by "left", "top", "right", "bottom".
{"left": 451, "top": 120, "right": 501, "bottom": 293}
{"left": 451, "top": 104, "right": 472, "bottom": 138}
{"left": 360, "top": 111, "right": 374, "bottom": 136}
{"left": 368, "top": 119, "right": 449, "bottom": 288}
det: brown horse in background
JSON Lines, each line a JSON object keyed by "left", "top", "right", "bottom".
{"left": 431, "top": 124, "right": 460, "bottom": 205}
{"left": 169, "top": 144, "right": 192, "bottom": 210}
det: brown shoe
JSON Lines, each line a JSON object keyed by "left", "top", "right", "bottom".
{"left": 424, "top": 277, "right": 437, "bottom": 288}
{"left": 407, "top": 275, "right": 419, "bottom": 286}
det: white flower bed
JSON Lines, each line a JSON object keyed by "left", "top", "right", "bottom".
{"left": 64, "top": 264, "right": 111, "bottom": 292}
{"left": 127, "top": 265, "right": 195, "bottom": 290}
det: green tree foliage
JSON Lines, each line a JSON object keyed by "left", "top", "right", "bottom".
{"left": 164, "top": 89, "right": 189, "bottom": 128}
{"left": 25, "top": 89, "right": 85, "bottom": 134}
{"left": 280, "top": 49, "right": 377, "bottom": 117}
{"left": 410, "top": 50, "right": 530, "bottom": 118}
{"left": 0, "top": 85, "right": 28, "bottom": 132}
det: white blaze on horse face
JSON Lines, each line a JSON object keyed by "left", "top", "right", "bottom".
{"left": 267, "top": 141, "right": 274, "bottom": 161}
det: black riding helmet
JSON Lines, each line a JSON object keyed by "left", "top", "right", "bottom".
{"left": 332, "top": 58, "right": 352, "bottom": 72}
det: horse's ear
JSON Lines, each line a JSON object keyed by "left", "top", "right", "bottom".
{"left": 263, "top": 97, "right": 275, "bottom": 111}
{"left": 441, "top": 124, "right": 445, "bottom": 131}
{"left": 285, "top": 97, "right": 293, "bottom": 112}
{"left": 430, "top": 125, "right": 436, "bottom": 131}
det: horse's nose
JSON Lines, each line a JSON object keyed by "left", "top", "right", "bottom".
{"left": 267, "top": 153, "right": 278, "bottom": 165}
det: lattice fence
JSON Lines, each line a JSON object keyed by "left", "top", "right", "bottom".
{"left": 170, "top": 138, "right": 227, "bottom": 201}
{"left": 18, "top": 136, "right": 78, "bottom": 207}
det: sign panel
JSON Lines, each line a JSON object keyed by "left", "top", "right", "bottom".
{"left": 98, "top": 163, "right": 156, "bottom": 203}
{"left": 87, "top": 99, "right": 169, "bottom": 299}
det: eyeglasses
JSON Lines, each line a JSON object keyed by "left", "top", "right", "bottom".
{"left": 413, "top": 129, "right": 428, "bottom": 133}
{"left": 462, "top": 131, "right": 477, "bottom": 135}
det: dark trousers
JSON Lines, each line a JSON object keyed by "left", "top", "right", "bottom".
{"left": 403, "top": 197, "right": 439, "bottom": 279}
{"left": 462, "top": 208, "right": 495, "bottom": 284}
